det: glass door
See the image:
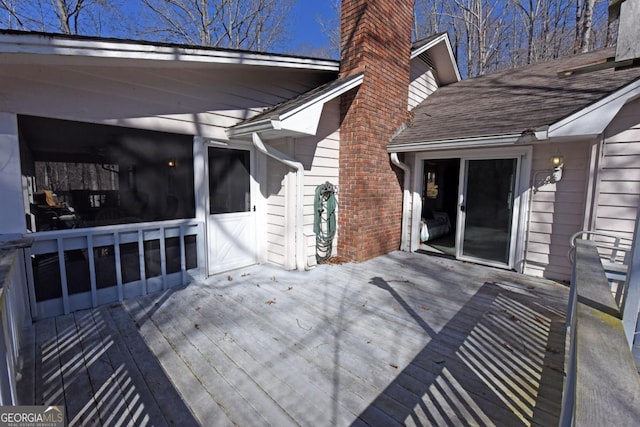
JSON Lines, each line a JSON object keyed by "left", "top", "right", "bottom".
{"left": 457, "top": 158, "right": 518, "bottom": 267}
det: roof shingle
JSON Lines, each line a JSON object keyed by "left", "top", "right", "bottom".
{"left": 391, "top": 48, "right": 640, "bottom": 147}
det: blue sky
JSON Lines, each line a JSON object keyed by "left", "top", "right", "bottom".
{"left": 288, "top": 1, "right": 337, "bottom": 54}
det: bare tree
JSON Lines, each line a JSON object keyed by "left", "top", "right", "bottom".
{"left": 574, "top": 0, "right": 597, "bottom": 52}
{"left": 317, "top": 0, "right": 340, "bottom": 57}
{"left": 140, "top": 0, "right": 293, "bottom": 50}
{"left": 0, "top": 0, "right": 127, "bottom": 36}
{"left": 0, "top": 0, "right": 23, "bottom": 28}
{"left": 450, "top": 0, "right": 509, "bottom": 76}
{"left": 413, "top": 0, "right": 608, "bottom": 77}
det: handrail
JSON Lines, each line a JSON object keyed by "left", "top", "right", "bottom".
{"left": 560, "top": 239, "right": 640, "bottom": 426}
{"left": 0, "top": 244, "right": 30, "bottom": 405}
{"left": 568, "top": 230, "right": 632, "bottom": 305}
{"left": 569, "top": 230, "right": 632, "bottom": 265}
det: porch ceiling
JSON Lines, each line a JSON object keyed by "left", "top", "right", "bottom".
{"left": 17, "top": 251, "right": 569, "bottom": 426}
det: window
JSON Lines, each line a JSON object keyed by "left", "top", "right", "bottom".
{"left": 19, "top": 116, "right": 195, "bottom": 231}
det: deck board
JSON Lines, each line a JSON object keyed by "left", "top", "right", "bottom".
{"left": 18, "top": 251, "right": 569, "bottom": 426}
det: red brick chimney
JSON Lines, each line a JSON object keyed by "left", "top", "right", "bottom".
{"left": 338, "top": 0, "right": 414, "bottom": 262}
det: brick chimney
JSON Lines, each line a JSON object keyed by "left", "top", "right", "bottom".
{"left": 338, "top": 0, "right": 414, "bottom": 262}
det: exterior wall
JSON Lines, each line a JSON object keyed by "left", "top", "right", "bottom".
{"left": 263, "top": 100, "right": 341, "bottom": 269}
{"left": 264, "top": 148, "right": 292, "bottom": 269}
{"left": 295, "top": 100, "right": 341, "bottom": 267}
{"left": 408, "top": 57, "right": 439, "bottom": 111}
{"left": 0, "top": 113, "right": 25, "bottom": 235}
{"left": 524, "top": 140, "right": 591, "bottom": 280}
{"left": 338, "top": 0, "right": 413, "bottom": 262}
{"left": 594, "top": 98, "right": 640, "bottom": 249}
{"left": 0, "top": 62, "right": 332, "bottom": 140}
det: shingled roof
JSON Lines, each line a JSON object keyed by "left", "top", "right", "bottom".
{"left": 390, "top": 47, "right": 640, "bottom": 148}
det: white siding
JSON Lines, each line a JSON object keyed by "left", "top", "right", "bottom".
{"left": 295, "top": 99, "right": 341, "bottom": 267}
{"left": 0, "top": 62, "right": 332, "bottom": 139}
{"left": 408, "top": 58, "right": 439, "bottom": 111}
{"left": 261, "top": 99, "right": 341, "bottom": 269}
{"left": 595, "top": 98, "right": 640, "bottom": 250}
{"left": 524, "top": 140, "right": 591, "bottom": 280}
{"left": 264, "top": 145, "right": 292, "bottom": 269}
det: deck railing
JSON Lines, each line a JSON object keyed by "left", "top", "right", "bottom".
{"left": 24, "top": 220, "right": 206, "bottom": 319}
{"left": 560, "top": 239, "right": 640, "bottom": 426}
{"left": 0, "top": 245, "right": 30, "bottom": 405}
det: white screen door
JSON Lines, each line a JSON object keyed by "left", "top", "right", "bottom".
{"left": 207, "top": 146, "right": 256, "bottom": 275}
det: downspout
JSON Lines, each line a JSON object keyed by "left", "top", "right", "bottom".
{"left": 252, "top": 132, "right": 306, "bottom": 271}
{"left": 390, "top": 153, "right": 411, "bottom": 252}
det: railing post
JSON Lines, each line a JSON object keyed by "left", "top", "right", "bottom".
{"left": 622, "top": 206, "right": 640, "bottom": 348}
{"left": 56, "top": 237, "right": 70, "bottom": 315}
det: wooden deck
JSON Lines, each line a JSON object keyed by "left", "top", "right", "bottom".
{"left": 17, "top": 251, "right": 569, "bottom": 426}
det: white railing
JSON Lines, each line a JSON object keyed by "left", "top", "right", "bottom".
{"left": 24, "top": 220, "right": 206, "bottom": 319}
{"left": 0, "top": 246, "right": 30, "bottom": 405}
{"left": 569, "top": 230, "right": 632, "bottom": 305}
{"left": 560, "top": 239, "right": 640, "bottom": 426}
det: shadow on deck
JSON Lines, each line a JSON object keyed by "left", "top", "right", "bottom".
{"left": 17, "top": 251, "right": 568, "bottom": 426}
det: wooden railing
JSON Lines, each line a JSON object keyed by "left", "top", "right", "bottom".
{"left": 560, "top": 239, "right": 640, "bottom": 426}
{"left": 24, "top": 219, "right": 206, "bottom": 319}
{"left": 0, "top": 244, "right": 30, "bottom": 405}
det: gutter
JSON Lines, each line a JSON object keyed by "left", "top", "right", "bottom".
{"left": 252, "top": 132, "right": 306, "bottom": 271}
{"left": 0, "top": 31, "right": 340, "bottom": 71}
{"left": 388, "top": 134, "right": 523, "bottom": 153}
{"left": 390, "top": 153, "right": 411, "bottom": 252}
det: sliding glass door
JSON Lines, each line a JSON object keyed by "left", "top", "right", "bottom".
{"left": 457, "top": 158, "right": 518, "bottom": 267}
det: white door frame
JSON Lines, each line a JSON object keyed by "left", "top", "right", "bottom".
{"left": 196, "top": 137, "right": 260, "bottom": 276}
{"left": 412, "top": 146, "right": 532, "bottom": 272}
{"left": 456, "top": 157, "right": 521, "bottom": 269}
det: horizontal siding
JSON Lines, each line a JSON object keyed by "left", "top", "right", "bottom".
{"left": 596, "top": 98, "right": 640, "bottom": 239}
{"left": 262, "top": 99, "right": 340, "bottom": 269}
{"left": 524, "top": 140, "right": 590, "bottom": 281}
{"left": 408, "top": 58, "right": 438, "bottom": 111}
{"left": 265, "top": 154, "right": 290, "bottom": 268}
{"left": 296, "top": 100, "right": 340, "bottom": 265}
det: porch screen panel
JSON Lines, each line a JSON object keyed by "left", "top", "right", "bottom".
{"left": 208, "top": 147, "right": 251, "bottom": 214}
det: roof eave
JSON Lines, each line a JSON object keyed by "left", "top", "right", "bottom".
{"left": 549, "top": 77, "right": 640, "bottom": 138}
{"left": 388, "top": 133, "right": 525, "bottom": 152}
{"left": 411, "top": 33, "right": 461, "bottom": 84}
{"left": 228, "top": 73, "right": 364, "bottom": 140}
{"left": 0, "top": 32, "right": 340, "bottom": 71}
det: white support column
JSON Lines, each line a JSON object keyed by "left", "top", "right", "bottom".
{"left": 622, "top": 203, "right": 640, "bottom": 348}
{"left": 0, "top": 113, "right": 26, "bottom": 235}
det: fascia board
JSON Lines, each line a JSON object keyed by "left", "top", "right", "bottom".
{"left": 411, "top": 33, "right": 448, "bottom": 59}
{"left": 411, "top": 34, "right": 461, "bottom": 83}
{"left": 549, "top": 78, "right": 640, "bottom": 138}
{"left": 0, "top": 33, "right": 339, "bottom": 71}
{"left": 279, "top": 73, "right": 364, "bottom": 120}
{"left": 388, "top": 134, "right": 523, "bottom": 152}
{"left": 228, "top": 74, "right": 363, "bottom": 139}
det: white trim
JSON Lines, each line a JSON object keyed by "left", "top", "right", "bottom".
{"left": 0, "top": 32, "right": 339, "bottom": 71}
{"left": 413, "top": 146, "right": 532, "bottom": 270}
{"left": 549, "top": 78, "right": 640, "bottom": 138}
{"left": 389, "top": 134, "right": 524, "bottom": 153}
{"left": 411, "top": 33, "right": 461, "bottom": 83}
{"left": 390, "top": 153, "right": 411, "bottom": 252}
{"left": 252, "top": 133, "right": 306, "bottom": 271}
{"left": 203, "top": 141, "right": 259, "bottom": 275}
{"left": 228, "top": 74, "right": 364, "bottom": 139}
